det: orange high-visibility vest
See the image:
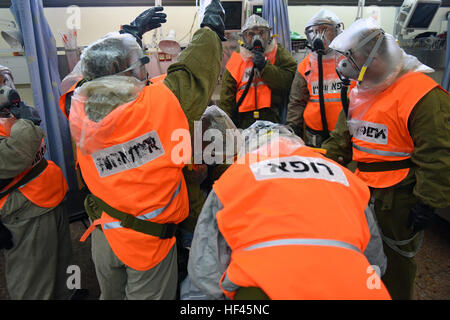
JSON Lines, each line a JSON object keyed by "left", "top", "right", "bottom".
{"left": 225, "top": 45, "right": 277, "bottom": 113}
{"left": 0, "top": 122, "right": 68, "bottom": 210}
{"left": 59, "top": 82, "right": 79, "bottom": 119}
{"left": 213, "top": 141, "right": 391, "bottom": 300}
{"left": 351, "top": 72, "right": 445, "bottom": 188}
{"left": 298, "top": 53, "right": 356, "bottom": 132}
{"left": 69, "top": 81, "right": 190, "bottom": 271}
{"left": 150, "top": 73, "right": 167, "bottom": 83}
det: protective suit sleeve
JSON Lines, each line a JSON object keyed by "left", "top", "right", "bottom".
{"left": 164, "top": 28, "right": 223, "bottom": 133}
{"left": 321, "top": 109, "right": 353, "bottom": 165}
{"left": 0, "top": 119, "right": 44, "bottom": 179}
{"left": 259, "top": 45, "right": 297, "bottom": 92}
{"left": 187, "top": 190, "right": 231, "bottom": 300}
{"left": 286, "top": 70, "right": 309, "bottom": 136}
{"left": 363, "top": 205, "right": 387, "bottom": 276}
{"left": 218, "top": 68, "right": 238, "bottom": 119}
{"left": 409, "top": 87, "right": 450, "bottom": 209}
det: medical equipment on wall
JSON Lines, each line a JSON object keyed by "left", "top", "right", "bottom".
{"left": 394, "top": 0, "right": 442, "bottom": 39}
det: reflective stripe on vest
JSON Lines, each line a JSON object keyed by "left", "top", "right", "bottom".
{"left": 309, "top": 98, "right": 342, "bottom": 103}
{"left": 350, "top": 72, "right": 443, "bottom": 188}
{"left": 238, "top": 81, "right": 266, "bottom": 92}
{"left": 225, "top": 46, "right": 277, "bottom": 113}
{"left": 352, "top": 143, "right": 412, "bottom": 157}
{"left": 102, "top": 179, "right": 182, "bottom": 230}
{"left": 71, "top": 81, "right": 190, "bottom": 271}
{"left": 213, "top": 141, "right": 388, "bottom": 299}
{"left": 243, "top": 238, "right": 361, "bottom": 253}
{"left": 298, "top": 53, "right": 356, "bottom": 132}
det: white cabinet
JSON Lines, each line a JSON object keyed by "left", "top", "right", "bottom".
{"left": 0, "top": 55, "right": 30, "bottom": 84}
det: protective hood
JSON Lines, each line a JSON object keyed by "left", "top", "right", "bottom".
{"left": 198, "top": 105, "right": 242, "bottom": 165}
{"left": 241, "top": 14, "right": 272, "bottom": 53}
{"left": 306, "top": 9, "right": 342, "bottom": 29}
{"left": 330, "top": 18, "right": 434, "bottom": 134}
{"left": 69, "top": 75, "right": 145, "bottom": 154}
{"left": 238, "top": 121, "right": 305, "bottom": 161}
{"left": 242, "top": 14, "right": 271, "bottom": 33}
{"left": 80, "top": 32, "right": 148, "bottom": 82}
{"left": 0, "top": 64, "right": 15, "bottom": 89}
{"left": 61, "top": 61, "right": 83, "bottom": 94}
{"left": 330, "top": 18, "right": 433, "bottom": 93}
{"left": 305, "top": 9, "right": 343, "bottom": 53}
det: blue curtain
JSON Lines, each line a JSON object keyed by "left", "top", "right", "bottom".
{"left": 263, "top": 0, "right": 291, "bottom": 52}
{"left": 442, "top": 19, "right": 450, "bottom": 91}
{"left": 10, "top": 0, "right": 77, "bottom": 190}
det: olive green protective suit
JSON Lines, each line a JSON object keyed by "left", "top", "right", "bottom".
{"left": 219, "top": 44, "right": 297, "bottom": 129}
{"left": 0, "top": 119, "right": 72, "bottom": 300}
{"left": 322, "top": 86, "right": 450, "bottom": 299}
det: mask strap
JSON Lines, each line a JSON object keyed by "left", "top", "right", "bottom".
{"left": 115, "top": 56, "right": 150, "bottom": 76}
{"left": 357, "top": 32, "right": 384, "bottom": 82}
{"left": 354, "top": 29, "right": 383, "bottom": 51}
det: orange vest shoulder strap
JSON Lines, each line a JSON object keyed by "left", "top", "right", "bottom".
{"left": 297, "top": 53, "right": 311, "bottom": 76}
{"left": 226, "top": 51, "right": 245, "bottom": 82}
{"left": 59, "top": 80, "right": 85, "bottom": 119}
{"left": 394, "top": 72, "right": 440, "bottom": 113}
{"left": 0, "top": 125, "right": 7, "bottom": 137}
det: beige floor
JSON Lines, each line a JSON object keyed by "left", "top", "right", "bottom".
{"left": 0, "top": 213, "right": 449, "bottom": 300}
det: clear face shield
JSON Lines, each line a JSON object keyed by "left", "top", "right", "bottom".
{"left": 242, "top": 27, "right": 271, "bottom": 52}
{"left": 0, "top": 85, "right": 20, "bottom": 119}
{"left": 333, "top": 29, "right": 385, "bottom": 83}
{"left": 114, "top": 56, "right": 150, "bottom": 81}
{"left": 0, "top": 73, "right": 15, "bottom": 90}
{"left": 305, "top": 23, "right": 338, "bottom": 52}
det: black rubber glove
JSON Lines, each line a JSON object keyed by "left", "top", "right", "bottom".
{"left": 0, "top": 220, "right": 13, "bottom": 250}
{"left": 253, "top": 51, "right": 267, "bottom": 72}
{"left": 409, "top": 201, "right": 435, "bottom": 233}
{"left": 200, "top": 0, "right": 227, "bottom": 41}
{"left": 120, "top": 6, "right": 167, "bottom": 47}
{"left": 10, "top": 102, "right": 41, "bottom": 126}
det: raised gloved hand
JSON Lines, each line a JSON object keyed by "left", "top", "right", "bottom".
{"left": 120, "top": 7, "right": 167, "bottom": 47}
{"left": 10, "top": 102, "right": 41, "bottom": 126}
{"left": 252, "top": 50, "right": 267, "bottom": 71}
{"left": 0, "top": 220, "right": 13, "bottom": 250}
{"left": 200, "top": 0, "right": 226, "bottom": 41}
{"left": 409, "top": 201, "right": 435, "bottom": 233}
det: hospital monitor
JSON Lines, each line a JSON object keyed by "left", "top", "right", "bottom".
{"left": 397, "top": 0, "right": 441, "bottom": 34}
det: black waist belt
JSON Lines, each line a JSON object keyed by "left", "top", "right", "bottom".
{"left": 305, "top": 125, "right": 330, "bottom": 140}
{"left": 84, "top": 194, "right": 177, "bottom": 239}
{"left": 234, "top": 287, "right": 270, "bottom": 300}
{"left": 357, "top": 159, "right": 413, "bottom": 172}
{"left": 0, "top": 159, "right": 48, "bottom": 200}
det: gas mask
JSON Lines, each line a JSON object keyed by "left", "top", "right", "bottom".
{"left": 0, "top": 85, "right": 21, "bottom": 118}
{"left": 305, "top": 23, "right": 339, "bottom": 53}
{"left": 242, "top": 27, "right": 271, "bottom": 52}
{"left": 115, "top": 56, "right": 150, "bottom": 82}
{"left": 334, "top": 29, "right": 385, "bottom": 83}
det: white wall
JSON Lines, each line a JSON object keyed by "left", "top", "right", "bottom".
{"left": 0, "top": 6, "right": 199, "bottom": 49}
{"left": 1, "top": 4, "right": 448, "bottom": 49}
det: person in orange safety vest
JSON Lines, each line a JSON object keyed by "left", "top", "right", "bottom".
{"left": 66, "top": 2, "right": 226, "bottom": 300}
{"left": 322, "top": 18, "right": 450, "bottom": 299}
{"left": 286, "top": 9, "right": 356, "bottom": 148}
{"left": 184, "top": 121, "right": 390, "bottom": 300}
{"left": 0, "top": 69, "right": 72, "bottom": 300}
